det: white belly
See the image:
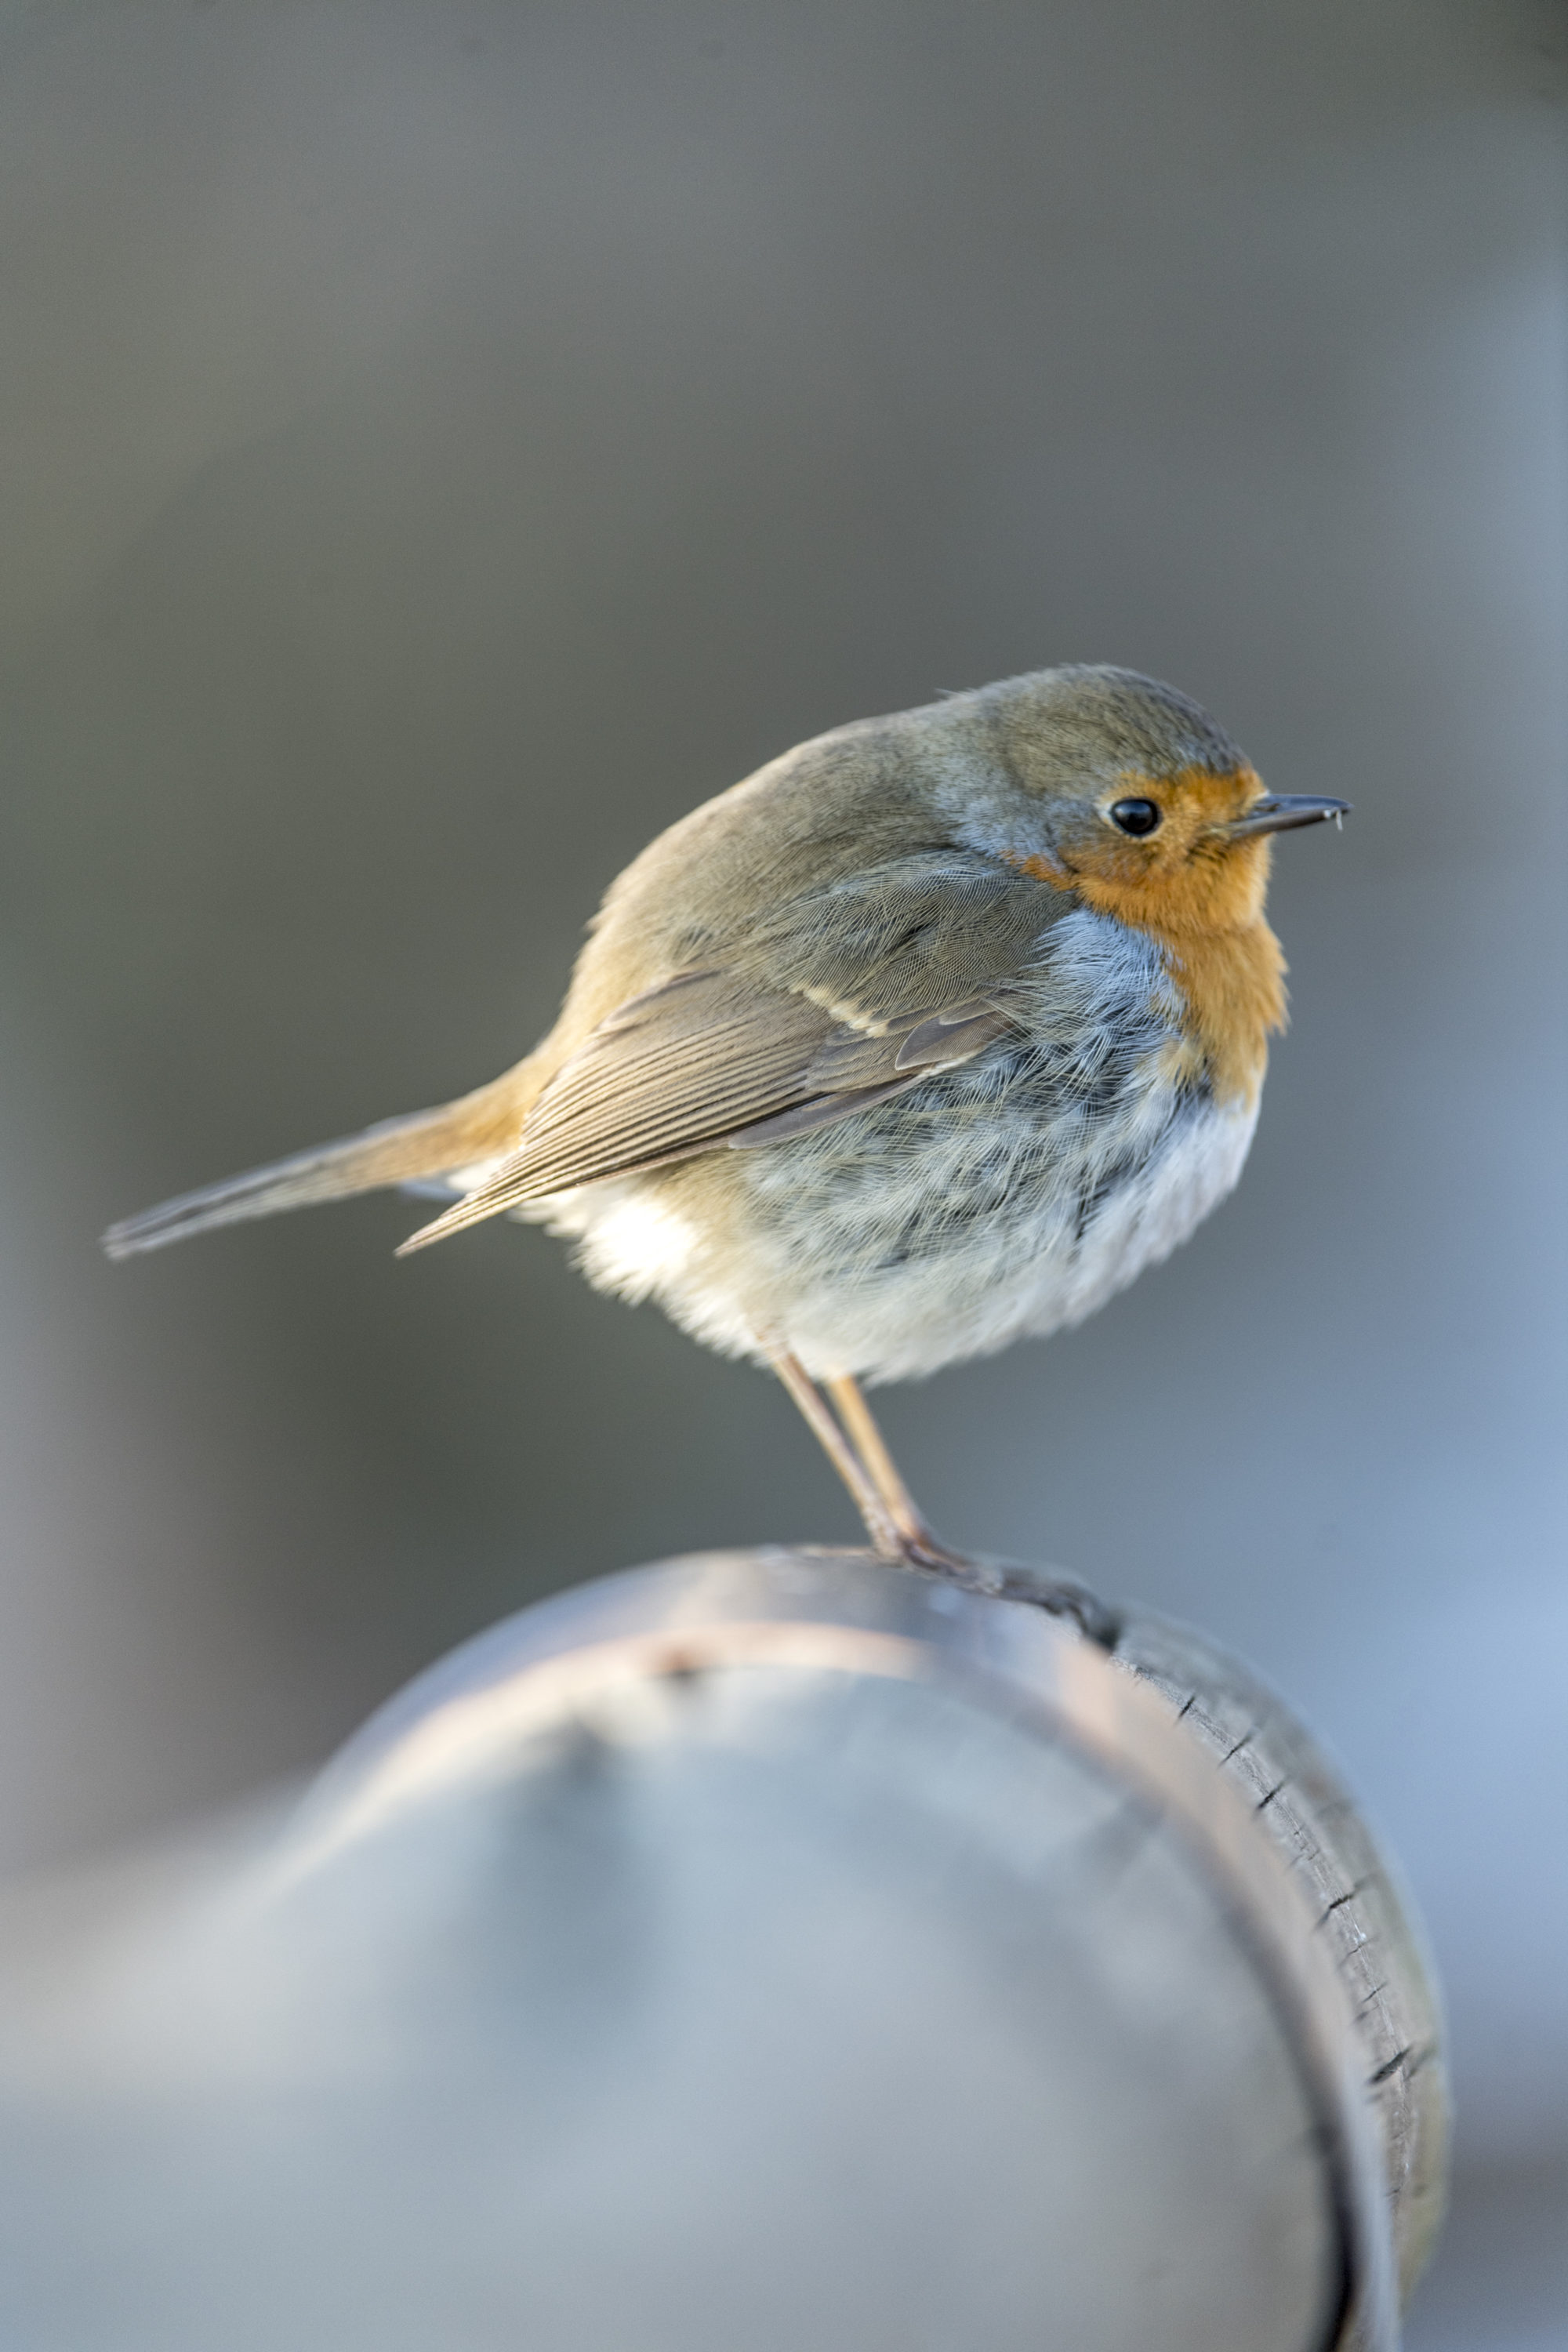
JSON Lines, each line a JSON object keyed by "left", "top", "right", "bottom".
{"left": 545, "top": 1085, "right": 1254, "bottom": 1383}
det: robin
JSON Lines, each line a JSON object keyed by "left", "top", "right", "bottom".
{"left": 104, "top": 666, "right": 1346, "bottom": 1573}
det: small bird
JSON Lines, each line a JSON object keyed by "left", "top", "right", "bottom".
{"left": 105, "top": 666, "right": 1345, "bottom": 1571}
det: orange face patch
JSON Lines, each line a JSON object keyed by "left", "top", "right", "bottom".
{"left": 1011, "top": 765, "right": 1287, "bottom": 1107}
{"left": 1015, "top": 765, "right": 1269, "bottom": 931}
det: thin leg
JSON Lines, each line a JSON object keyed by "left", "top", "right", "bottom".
{"left": 770, "top": 1349, "right": 1107, "bottom": 1634}
{"left": 768, "top": 1347, "right": 904, "bottom": 1560}
{"left": 822, "top": 1374, "right": 927, "bottom": 1547}
{"left": 825, "top": 1374, "right": 972, "bottom": 1573}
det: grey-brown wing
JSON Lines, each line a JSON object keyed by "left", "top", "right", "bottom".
{"left": 395, "top": 855, "right": 1064, "bottom": 1254}
{"left": 727, "top": 852, "right": 1062, "bottom": 1018}
{"left": 394, "top": 972, "right": 1014, "bottom": 1254}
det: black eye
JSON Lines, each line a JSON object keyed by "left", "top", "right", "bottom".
{"left": 1109, "top": 797, "right": 1161, "bottom": 837}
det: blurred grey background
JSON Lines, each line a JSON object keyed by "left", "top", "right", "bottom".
{"left": 0, "top": 0, "right": 1563, "bottom": 2342}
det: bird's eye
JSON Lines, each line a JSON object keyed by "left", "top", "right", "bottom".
{"left": 1109, "top": 797, "right": 1161, "bottom": 837}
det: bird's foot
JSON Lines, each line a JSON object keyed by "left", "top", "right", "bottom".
{"left": 882, "top": 1526, "right": 984, "bottom": 1585}
{"left": 880, "top": 1529, "right": 1121, "bottom": 1647}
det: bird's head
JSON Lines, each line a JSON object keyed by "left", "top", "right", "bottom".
{"left": 931, "top": 666, "right": 1348, "bottom": 938}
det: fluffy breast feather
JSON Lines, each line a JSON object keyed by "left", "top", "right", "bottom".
{"left": 528, "top": 909, "right": 1264, "bottom": 1384}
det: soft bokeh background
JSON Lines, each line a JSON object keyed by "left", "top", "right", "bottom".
{"left": 1, "top": 1, "right": 1563, "bottom": 2342}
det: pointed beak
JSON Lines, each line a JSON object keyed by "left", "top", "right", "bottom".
{"left": 1227, "top": 793, "right": 1352, "bottom": 840}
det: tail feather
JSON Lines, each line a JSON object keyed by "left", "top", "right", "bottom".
{"left": 101, "top": 1076, "right": 525, "bottom": 1261}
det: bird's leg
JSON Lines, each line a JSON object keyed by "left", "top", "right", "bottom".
{"left": 824, "top": 1374, "right": 974, "bottom": 1576}
{"left": 822, "top": 1374, "right": 929, "bottom": 1549}
{"left": 766, "top": 1348, "right": 905, "bottom": 1560}
{"left": 796, "top": 1368, "right": 1110, "bottom": 1636}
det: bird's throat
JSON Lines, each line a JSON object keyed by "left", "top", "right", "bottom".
{"left": 1011, "top": 852, "right": 1286, "bottom": 1106}
{"left": 1151, "top": 919, "right": 1286, "bottom": 1107}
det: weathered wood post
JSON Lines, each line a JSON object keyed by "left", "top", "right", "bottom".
{"left": 252, "top": 1547, "right": 1442, "bottom": 2351}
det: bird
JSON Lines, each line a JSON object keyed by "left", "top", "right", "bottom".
{"left": 103, "top": 665, "right": 1347, "bottom": 1573}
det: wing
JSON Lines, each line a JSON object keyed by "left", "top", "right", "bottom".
{"left": 397, "top": 857, "right": 1061, "bottom": 1254}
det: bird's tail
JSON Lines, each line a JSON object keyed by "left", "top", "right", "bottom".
{"left": 101, "top": 1072, "right": 527, "bottom": 1261}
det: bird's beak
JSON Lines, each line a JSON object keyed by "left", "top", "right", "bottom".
{"left": 1227, "top": 793, "right": 1352, "bottom": 840}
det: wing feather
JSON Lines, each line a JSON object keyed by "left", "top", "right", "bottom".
{"left": 396, "top": 859, "right": 1057, "bottom": 1255}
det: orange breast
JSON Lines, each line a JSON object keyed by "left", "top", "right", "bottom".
{"left": 1149, "top": 920, "right": 1286, "bottom": 1107}
{"left": 1012, "top": 844, "right": 1287, "bottom": 1109}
